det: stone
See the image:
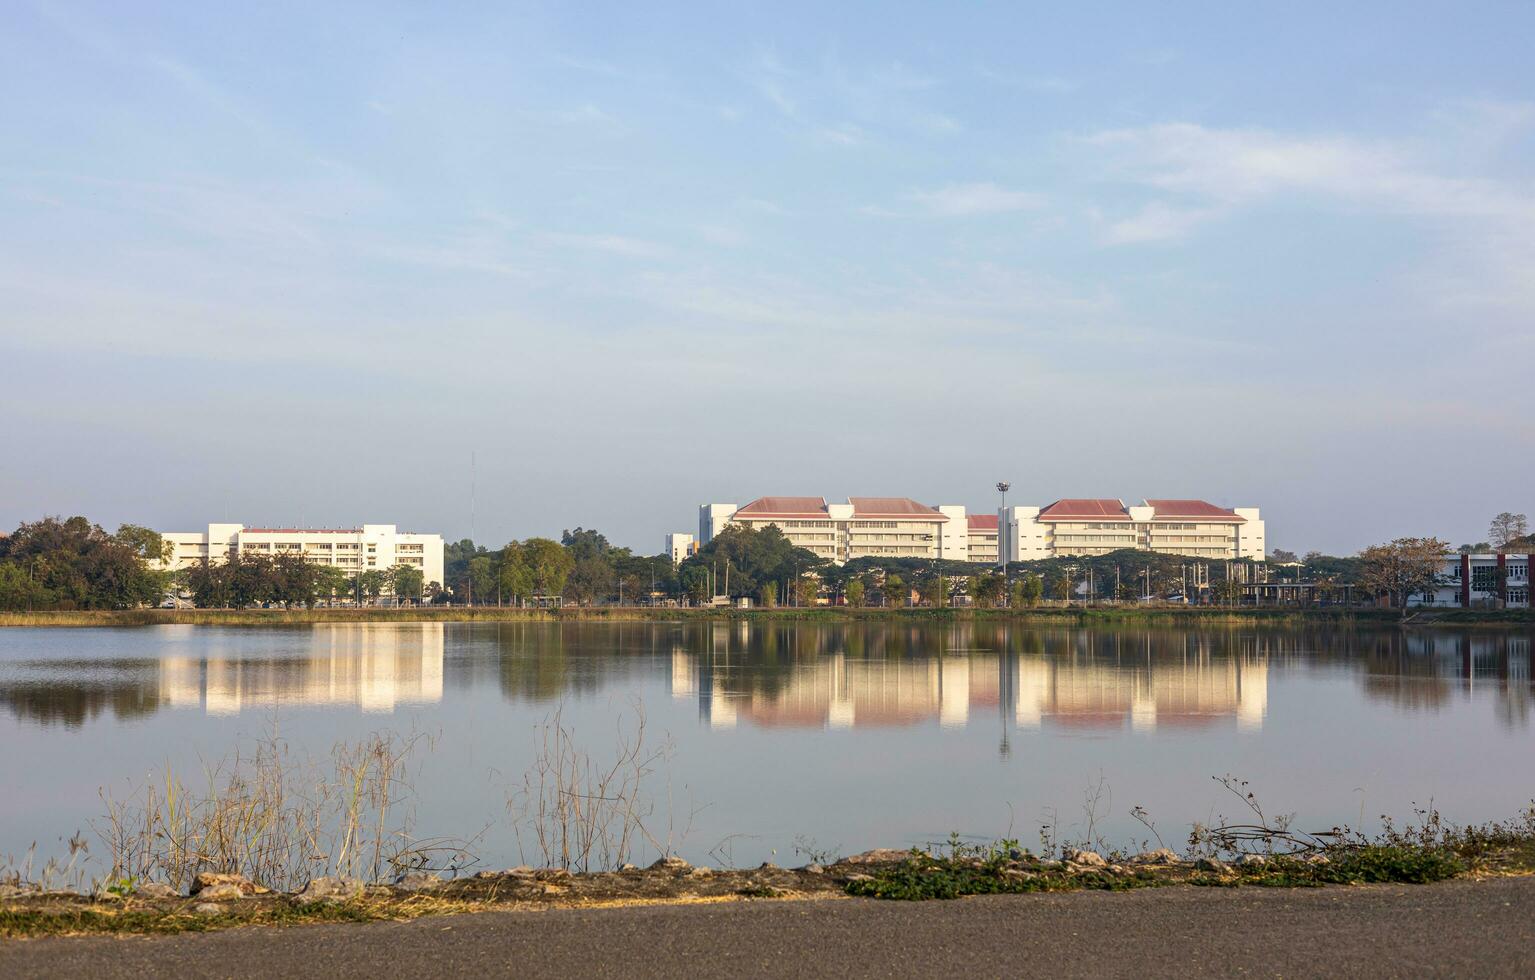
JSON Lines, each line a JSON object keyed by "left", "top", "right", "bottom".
{"left": 758, "top": 861, "right": 778, "bottom": 871}
{"left": 194, "top": 902, "right": 226, "bottom": 915}
{"left": 195, "top": 883, "right": 246, "bottom": 901}
{"left": 1063, "top": 849, "right": 1108, "bottom": 868}
{"left": 839, "top": 849, "right": 913, "bottom": 865}
{"left": 394, "top": 872, "right": 443, "bottom": 893}
{"left": 134, "top": 882, "right": 179, "bottom": 900}
{"left": 649, "top": 856, "right": 692, "bottom": 872}
{"left": 685, "top": 866, "right": 714, "bottom": 879}
{"left": 504, "top": 866, "right": 536, "bottom": 878}
{"left": 535, "top": 868, "right": 572, "bottom": 881}
{"left": 618, "top": 863, "right": 640, "bottom": 872}
{"left": 190, "top": 872, "right": 262, "bottom": 896}
{"left": 844, "top": 873, "right": 874, "bottom": 883}
{"left": 474, "top": 870, "right": 501, "bottom": 880}
{"left": 293, "top": 876, "right": 366, "bottom": 903}
{"left": 1237, "top": 854, "right": 1269, "bottom": 868}
{"left": 801, "top": 864, "right": 825, "bottom": 875}
{"left": 1303, "top": 853, "right": 1331, "bottom": 866}
{"left": 1130, "top": 848, "right": 1182, "bottom": 865}
{"left": 1195, "top": 857, "right": 1232, "bottom": 874}
{"left": 0, "top": 882, "right": 41, "bottom": 899}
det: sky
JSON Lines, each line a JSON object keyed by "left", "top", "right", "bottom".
{"left": 2, "top": 1, "right": 1533, "bottom": 555}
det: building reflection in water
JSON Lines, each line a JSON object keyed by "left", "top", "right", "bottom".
{"left": 158, "top": 623, "right": 445, "bottom": 715}
{"left": 670, "top": 624, "right": 1271, "bottom": 736}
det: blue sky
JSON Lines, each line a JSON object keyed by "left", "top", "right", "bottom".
{"left": 2, "top": 1, "right": 1532, "bottom": 553}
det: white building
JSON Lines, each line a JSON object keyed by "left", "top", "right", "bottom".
{"left": 699, "top": 497, "right": 985, "bottom": 565}
{"left": 665, "top": 532, "right": 696, "bottom": 565}
{"left": 999, "top": 499, "right": 1265, "bottom": 563}
{"left": 158, "top": 523, "right": 445, "bottom": 596}
{"left": 1411, "top": 553, "right": 1530, "bottom": 608}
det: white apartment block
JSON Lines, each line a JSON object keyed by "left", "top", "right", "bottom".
{"left": 1000, "top": 499, "right": 1266, "bottom": 563}
{"left": 698, "top": 497, "right": 991, "bottom": 565}
{"left": 1411, "top": 553, "right": 1530, "bottom": 608}
{"left": 159, "top": 524, "right": 445, "bottom": 594}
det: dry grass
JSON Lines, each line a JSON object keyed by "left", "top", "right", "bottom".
{"left": 92, "top": 729, "right": 475, "bottom": 894}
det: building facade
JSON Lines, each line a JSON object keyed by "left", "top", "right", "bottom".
{"left": 159, "top": 523, "right": 445, "bottom": 594}
{"left": 1411, "top": 553, "right": 1530, "bottom": 608}
{"left": 665, "top": 532, "right": 697, "bottom": 565}
{"left": 999, "top": 499, "right": 1265, "bottom": 563}
{"left": 699, "top": 497, "right": 988, "bottom": 565}
{"left": 966, "top": 514, "right": 999, "bottom": 565}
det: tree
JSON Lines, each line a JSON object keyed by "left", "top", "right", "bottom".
{"left": 1019, "top": 573, "right": 1043, "bottom": 607}
{"left": 525, "top": 537, "right": 575, "bottom": 598}
{"left": 845, "top": 578, "right": 866, "bottom": 608}
{"left": 468, "top": 556, "right": 495, "bottom": 605}
{"left": 679, "top": 564, "right": 710, "bottom": 604}
{"left": 881, "top": 573, "right": 906, "bottom": 608}
{"left": 1052, "top": 572, "right": 1073, "bottom": 602}
{"left": 1269, "top": 549, "right": 1298, "bottom": 564}
{"left": 1357, "top": 537, "right": 1451, "bottom": 608}
{"left": 759, "top": 581, "right": 777, "bottom": 608}
{"left": 1489, "top": 513, "right": 1529, "bottom": 550}
{"left": 496, "top": 541, "right": 533, "bottom": 606}
{"left": 389, "top": 563, "right": 425, "bottom": 602}
{"left": 358, "top": 568, "right": 388, "bottom": 603}
{"left": 0, "top": 516, "right": 168, "bottom": 610}
{"left": 794, "top": 576, "right": 819, "bottom": 607}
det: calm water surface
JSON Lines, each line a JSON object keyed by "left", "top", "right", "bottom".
{"left": 2, "top": 622, "right": 1531, "bottom": 869}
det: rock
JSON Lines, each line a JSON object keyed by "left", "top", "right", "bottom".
{"left": 1130, "top": 848, "right": 1182, "bottom": 865}
{"left": 536, "top": 868, "right": 571, "bottom": 881}
{"left": 1000, "top": 869, "right": 1037, "bottom": 881}
{"left": 190, "top": 872, "right": 263, "bottom": 896}
{"left": 474, "top": 870, "right": 501, "bottom": 880}
{"left": 758, "top": 861, "right": 778, "bottom": 871}
{"left": 505, "top": 866, "right": 536, "bottom": 878}
{"left": 1237, "top": 854, "right": 1269, "bottom": 868}
{"left": 1304, "top": 853, "right": 1331, "bottom": 866}
{"left": 1195, "top": 857, "right": 1232, "bottom": 874}
{"left": 618, "top": 863, "right": 640, "bottom": 872}
{"left": 134, "top": 882, "right": 179, "bottom": 900}
{"left": 844, "top": 873, "right": 874, "bottom": 883}
{"left": 685, "top": 866, "right": 714, "bottom": 880}
{"left": 839, "top": 849, "right": 913, "bottom": 865}
{"left": 801, "top": 864, "right": 825, "bottom": 875}
{"left": 194, "top": 902, "right": 226, "bottom": 915}
{"left": 1063, "top": 849, "right": 1108, "bottom": 868}
{"left": 293, "top": 876, "right": 366, "bottom": 903}
{"left": 0, "top": 882, "right": 41, "bottom": 899}
{"left": 196, "top": 883, "right": 247, "bottom": 901}
{"left": 649, "top": 856, "right": 691, "bottom": 872}
{"left": 394, "top": 872, "right": 443, "bottom": 893}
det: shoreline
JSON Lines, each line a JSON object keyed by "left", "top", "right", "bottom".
{"left": 1, "top": 606, "right": 1530, "bottom": 629}
{"left": 4, "top": 841, "right": 1532, "bottom": 939}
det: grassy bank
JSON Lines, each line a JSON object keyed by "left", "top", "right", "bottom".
{"left": 4, "top": 605, "right": 1525, "bottom": 629}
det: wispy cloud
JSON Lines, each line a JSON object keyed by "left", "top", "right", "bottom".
{"left": 1086, "top": 122, "right": 1535, "bottom": 242}
{"left": 910, "top": 182, "right": 1045, "bottom": 216}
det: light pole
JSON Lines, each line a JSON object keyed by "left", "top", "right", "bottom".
{"left": 995, "top": 482, "right": 1011, "bottom": 600}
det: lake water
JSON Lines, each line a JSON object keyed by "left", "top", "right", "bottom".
{"left": 2, "top": 621, "right": 1531, "bottom": 871}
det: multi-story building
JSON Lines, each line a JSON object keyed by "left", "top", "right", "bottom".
{"left": 158, "top": 523, "right": 445, "bottom": 595}
{"left": 1000, "top": 499, "right": 1265, "bottom": 563}
{"left": 665, "top": 532, "right": 697, "bottom": 565}
{"left": 699, "top": 497, "right": 977, "bottom": 565}
{"left": 966, "top": 515, "right": 999, "bottom": 565}
{"left": 1411, "top": 553, "right": 1530, "bottom": 608}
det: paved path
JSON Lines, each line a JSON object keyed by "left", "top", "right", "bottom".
{"left": 5, "top": 877, "right": 1535, "bottom": 978}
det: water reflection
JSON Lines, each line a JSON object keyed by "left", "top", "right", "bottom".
{"left": 0, "top": 622, "right": 1530, "bottom": 732}
{"left": 0, "top": 624, "right": 444, "bottom": 725}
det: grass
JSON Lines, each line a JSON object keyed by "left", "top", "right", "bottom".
{"left": 2, "top": 605, "right": 1506, "bottom": 629}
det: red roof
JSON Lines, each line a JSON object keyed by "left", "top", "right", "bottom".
{"left": 849, "top": 497, "right": 944, "bottom": 519}
{"left": 1145, "top": 500, "right": 1244, "bottom": 523}
{"left": 1038, "top": 499, "right": 1128, "bottom": 520}
{"left": 967, "top": 514, "right": 998, "bottom": 530}
{"left": 736, "top": 497, "right": 829, "bottom": 517}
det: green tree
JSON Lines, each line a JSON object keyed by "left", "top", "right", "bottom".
{"left": 1052, "top": 572, "right": 1073, "bottom": 602}
{"left": 759, "top": 580, "right": 777, "bottom": 608}
{"left": 845, "top": 578, "right": 866, "bottom": 608}
{"left": 1358, "top": 537, "right": 1451, "bottom": 608}
{"left": 496, "top": 542, "right": 534, "bottom": 606}
{"left": 389, "top": 563, "right": 425, "bottom": 602}
{"left": 468, "top": 556, "right": 495, "bottom": 605}
{"left": 358, "top": 568, "right": 388, "bottom": 603}
{"left": 881, "top": 573, "right": 906, "bottom": 608}
{"left": 525, "top": 537, "right": 575, "bottom": 598}
{"left": 1020, "top": 572, "right": 1043, "bottom": 606}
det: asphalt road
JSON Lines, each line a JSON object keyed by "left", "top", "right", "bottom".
{"left": 5, "top": 877, "right": 1535, "bottom": 979}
